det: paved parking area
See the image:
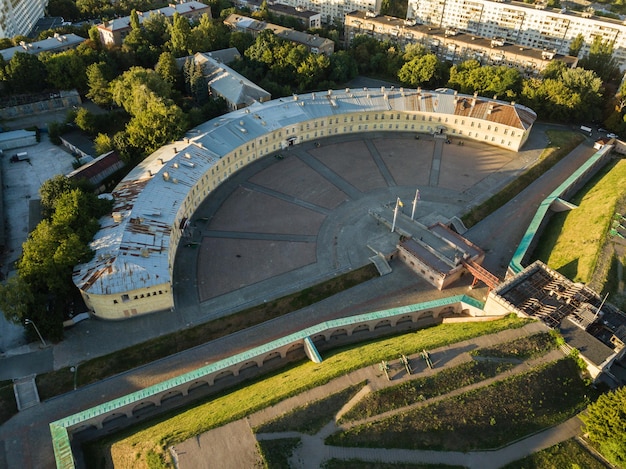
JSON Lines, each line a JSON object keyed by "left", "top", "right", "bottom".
{"left": 0, "top": 134, "right": 75, "bottom": 353}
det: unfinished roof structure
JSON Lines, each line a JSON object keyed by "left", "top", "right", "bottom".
{"left": 485, "top": 261, "right": 626, "bottom": 378}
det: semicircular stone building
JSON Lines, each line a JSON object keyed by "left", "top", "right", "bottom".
{"left": 72, "top": 87, "right": 537, "bottom": 320}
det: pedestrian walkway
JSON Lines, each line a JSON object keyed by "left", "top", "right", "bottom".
{"left": 173, "top": 321, "right": 583, "bottom": 469}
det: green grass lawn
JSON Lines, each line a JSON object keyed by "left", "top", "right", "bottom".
{"left": 86, "top": 315, "right": 530, "bottom": 468}
{"left": 339, "top": 360, "right": 515, "bottom": 423}
{"left": 470, "top": 332, "right": 559, "bottom": 360}
{"left": 257, "top": 438, "right": 301, "bottom": 469}
{"left": 254, "top": 382, "right": 365, "bottom": 435}
{"left": 533, "top": 158, "right": 626, "bottom": 284}
{"left": 326, "top": 358, "right": 594, "bottom": 452}
{"left": 501, "top": 438, "right": 607, "bottom": 469}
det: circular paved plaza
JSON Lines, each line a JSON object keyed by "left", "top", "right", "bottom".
{"left": 172, "top": 131, "right": 543, "bottom": 320}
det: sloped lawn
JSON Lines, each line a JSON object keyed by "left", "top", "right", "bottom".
{"left": 327, "top": 358, "right": 594, "bottom": 452}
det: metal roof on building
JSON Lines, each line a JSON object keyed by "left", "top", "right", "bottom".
{"left": 73, "top": 88, "right": 535, "bottom": 296}
{"left": 0, "top": 34, "right": 85, "bottom": 61}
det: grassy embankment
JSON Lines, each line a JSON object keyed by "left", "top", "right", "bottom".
{"left": 86, "top": 315, "right": 530, "bottom": 468}
{"left": 532, "top": 157, "right": 626, "bottom": 308}
{"left": 0, "top": 265, "right": 377, "bottom": 426}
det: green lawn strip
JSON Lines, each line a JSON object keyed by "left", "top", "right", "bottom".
{"left": 33, "top": 264, "right": 378, "bottom": 402}
{"left": 88, "top": 315, "right": 530, "bottom": 466}
{"left": 501, "top": 438, "right": 607, "bottom": 469}
{"left": 462, "top": 130, "right": 584, "bottom": 228}
{"left": 339, "top": 360, "right": 515, "bottom": 423}
{"left": 469, "top": 331, "right": 559, "bottom": 360}
{"left": 254, "top": 382, "right": 366, "bottom": 435}
{"left": 532, "top": 158, "right": 626, "bottom": 283}
{"left": 326, "top": 358, "right": 595, "bottom": 452}
{"left": 322, "top": 459, "right": 466, "bottom": 469}
{"left": 257, "top": 437, "right": 301, "bottom": 469}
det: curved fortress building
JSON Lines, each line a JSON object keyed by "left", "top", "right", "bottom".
{"left": 72, "top": 87, "right": 536, "bottom": 320}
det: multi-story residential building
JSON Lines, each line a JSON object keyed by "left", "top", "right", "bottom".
{"left": 345, "top": 12, "right": 578, "bottom": 74}
{"left": 0, "top": 0, "right": 47, "bottom": 39}
{"left": 97, "top": 1, "right": 211, "bottom": 47}
{"left": 406, "top": 0, "right": 626, "bottom": 70}
{"left": 266, "top": 0, "right": 381, "bottom": 25}
{"left": 224, "top": 14, "right": 335, "bottom": 55}
{"left": 269, "top": 4, "right": 322, "bottom": 29}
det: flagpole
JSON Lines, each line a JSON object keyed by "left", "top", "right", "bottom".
{"left": 391, "top": 197, "right": 400, "bottom": 233}
{"left": 411, "top": 188, "right": 420, "bottom": 220}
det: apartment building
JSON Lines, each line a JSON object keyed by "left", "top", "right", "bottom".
{"left": 407, "top": 0, "right": 626, "bottom": 69}
{"left": 0, "top": 0, "right": 47, "bottom": 39}
{"left": 97, "top": 1, "right": 211, "bottom": 46}
{"left": 225, "top": 14, "right": 335, "bottom": 55}
{"left": 345, "top": 12, "right": 578, "bottom": 74}
{"left": 268, "top": 4, "right": 322, "bottom": 29}
{"left": 267, "top": 0, "right": 381, "bottom": 25}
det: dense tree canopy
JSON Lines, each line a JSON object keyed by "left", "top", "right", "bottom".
{"left": 581, "top": 386, "right": 626, "bottom": 467}
{"left": 1, "top": 52, "right": 48, "bottom": 93}
{"left": 447, "top": 60, "right": 521, "bottom": 98}
{"left": 398, "top": 53, "right": 447, "bottom": 88}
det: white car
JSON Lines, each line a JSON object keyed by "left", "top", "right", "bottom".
{"left": 607, "top": 133, "right": 618, "bottom": 139}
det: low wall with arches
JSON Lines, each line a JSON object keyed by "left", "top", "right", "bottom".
{"left": 50, "top": 294, "right": 487, "bottom": 467}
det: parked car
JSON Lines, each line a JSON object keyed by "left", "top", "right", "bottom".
{"left": 607, "top": 133, "right": 618, "bottom": 139}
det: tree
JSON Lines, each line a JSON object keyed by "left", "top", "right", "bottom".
{"left": 188, "top": 60, "right": 208, "bottom": 104}
{"left": 191, "top": 14, "right": 230, "bottom": 52}
{"left": 48, "top": 0, "right": 82, "bottom": 21}
{"left": 142, "top": 12, "right": 170, "bottom": 48}
{"left": 581, "top": 386, "right": 626, "bottom": 467}
{"left": 155, "top": 51, "right": 180, "bottom": 87}
{"left": 329, "top": 51, "right": 358, "bottom": 84}
{"left": 125, "top": 89, "right": 187, "bottom": 154}
{"left": 111, "top": 66, "right": 173, "bottom": 114}
{"left": 3, "top": 52, "right": 48, "bottom": 93}
{"left": 86, "top": 62, "right": 114, "bottom": 106}
{"left": 94, "top": 133, "right": 114, "bottom": 155}
{"left": 0, "top": 38, "right": 13, "bottom": 50}
{"left": 0, "top": 276, "right": 35, "bottom": 324}
{"left": 229, "top": 31, "right": 255, "bottom": 54}
{"left": 39, "top": 175, "right": 74, "bottom": 215}
{"left": 296, "top": 53, "right": 330, "bottom": 91}
{"left": 579, "top": 36, "right": 621, "bottom": 82}
{"left": 568, "top": 33, "right": 584, "bottom": 57}
{"left": 41, "top": 50, "right": 88, "bottom": 91}
{"left": 398, "top": 54, "right": 446, "bottom": 88}
{"left": 74, "top": 107, "right": 98, "bottom": 135}
{"left": 168, "top": 12, "right": 193, "bottom": 57}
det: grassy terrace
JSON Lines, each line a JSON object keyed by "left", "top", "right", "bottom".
{"left": 462, "top": 130, "right": 584, "bottom": 228}
{"left": 86, "top": 315, "right": 530, "bottom": 468}
{"left": 254, "top": 383, "right": 365, "bottom": 435}
{"left": 340, "top": 332, "right": 558, "bottom": 423}
{"left": 502, "top": 438, "right": 608, "bottom": 469}
{"left": 326, "top": 358, "right": 594, "bottom": 452}
{"left": 533, "top": 157, "right": 626, "bottom": 295}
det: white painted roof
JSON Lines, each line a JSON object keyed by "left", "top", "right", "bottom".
{"left": 73, "top": 88, "right": 536, "bottom": 296}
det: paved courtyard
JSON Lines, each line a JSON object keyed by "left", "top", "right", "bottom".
{"left": 173, "top": 131, "right": 541, "bottom": 321}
